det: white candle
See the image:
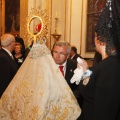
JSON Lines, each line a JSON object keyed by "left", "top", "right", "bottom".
{"left": 56, "top": 11, "right": 58, "bottom": 17}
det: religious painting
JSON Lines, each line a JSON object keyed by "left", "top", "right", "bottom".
{"left": 2, "top": 0, "right": 20, "bottom": 35}
{"left": 86, "top": 0, "right": 106, "bottom": 52}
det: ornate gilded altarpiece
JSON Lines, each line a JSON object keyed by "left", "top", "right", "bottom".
{"left": 86, "top": 0, "right": 106, "bottom": 52}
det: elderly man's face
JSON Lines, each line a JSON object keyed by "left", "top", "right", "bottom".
{"left": 52, "top": 45, "right": 69, "bottom": 65}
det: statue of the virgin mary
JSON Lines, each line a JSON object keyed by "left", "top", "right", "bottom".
{"left": 0, "top": 9, "right": 81, "bottom": 120}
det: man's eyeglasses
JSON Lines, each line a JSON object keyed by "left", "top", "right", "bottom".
{"left": 53, "top": 51, "right": 68, "bottom": 57}
{"left": 12, "top": 41, "right": 16, "bottom": 43}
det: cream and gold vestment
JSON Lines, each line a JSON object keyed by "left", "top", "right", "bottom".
{"left": 0, "top": 43, "right": 81, "bottom": 120}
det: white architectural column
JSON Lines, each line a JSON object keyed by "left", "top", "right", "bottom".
{"left": 65, "top": 0, "right": 83, "bottom": 55}
{"left": 50, "top": 0, "right": 83, "bottom": 55}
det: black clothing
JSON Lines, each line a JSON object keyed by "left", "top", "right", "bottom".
{"left": 14, "top": 55, "right": 25, "bottom": 67}
{"left": 79, "top": 57, "right": 120, "bottom": 120}
{"left": 71, "top": 54, "right": 82, "bottom": 62}
{"left": 65, "top": 59, "right": 83, "bottom": 107}
{"left": 0, "top": 49, "right": 18, "bottom": 97}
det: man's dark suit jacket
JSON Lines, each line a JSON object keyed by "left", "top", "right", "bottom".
{"left": 65, "top": 59, "right": 77, "bottom": 91}
{"left": 0, "top": 49, "right": 18, "bottom": 97}
{"left": 71, "top": 54, "right": 82, "bottom": 62}
{"left": 65, "top": 59, "right": 83, "bottom": 106}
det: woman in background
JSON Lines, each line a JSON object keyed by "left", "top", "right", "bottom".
{"left": 15, "top": 37, "right": 25, "bottom": 55}
{"left": 14, "top": 44, "right": 25, "bottom": 67}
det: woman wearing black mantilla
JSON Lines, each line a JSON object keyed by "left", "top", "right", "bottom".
{"left": 77, "top": 0, "right": 120, "bottom": 119}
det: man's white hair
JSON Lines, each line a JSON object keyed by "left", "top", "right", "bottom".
{"left": 54, "top": 41, "right": 71, "bottom": 54}
{"left": 1, "top": 34, "right": 15, "bottom": 47}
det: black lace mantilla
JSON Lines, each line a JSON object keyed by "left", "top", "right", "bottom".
{"left": 95, "top": 0, "right": 120, "bottom": 56}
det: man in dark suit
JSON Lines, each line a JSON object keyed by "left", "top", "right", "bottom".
{"left": 69, "top": 46, "right": 82, "bottom": 62}
{"left": 0, "top": 34, "right": 19, "bottom": 98}
{"left": 52, "top": 41, "right": 83, "bottom": 106}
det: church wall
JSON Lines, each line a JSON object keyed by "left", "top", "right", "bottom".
{"left": 0, "top": 0, "right": 94, "bottom": 58}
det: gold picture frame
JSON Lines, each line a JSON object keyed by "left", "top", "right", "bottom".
{"left": 81, "top": 0, "right": 106, "bottom": 58}
{"left": 2, "top": 0, "right": 20, "bottom": 36}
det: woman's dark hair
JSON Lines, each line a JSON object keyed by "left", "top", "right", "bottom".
{"left": 15, "top": 37, "right": 25, "bottom": 54}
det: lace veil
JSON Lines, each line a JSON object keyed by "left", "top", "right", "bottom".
{"left": 95, "top": 0, "right": 120, "bottom": 57}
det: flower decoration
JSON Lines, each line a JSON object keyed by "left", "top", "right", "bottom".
{"left": 18, "top": 58, "right": 24, "bottom": 63}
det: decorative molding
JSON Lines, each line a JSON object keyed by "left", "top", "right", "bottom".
{"left": 64, "top": 0, "right": 66, "bottom": 41}
{"left": 79, "top": 0, "right": 83, "bottom": 55}
{"left": 20, "top": 0, "right": 28, "bottom": 47}
{"left": 80, "top": 0, "right": 106, "bottom": 58}
{"left": 69, "top": 0, "right": 72, "bottom": 44}
{"left": 81, "top": 0, "right": 95, "bottom": 58}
